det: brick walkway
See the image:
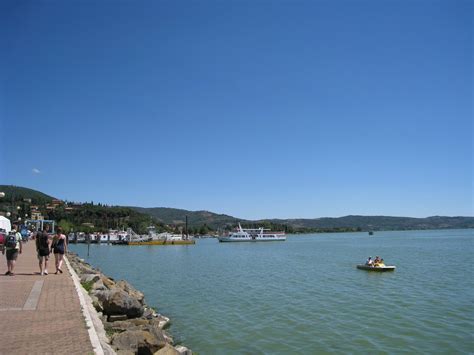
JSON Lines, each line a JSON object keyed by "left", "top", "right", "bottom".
{"left": 0, "top": 240, "right": 94, "bottom": 355}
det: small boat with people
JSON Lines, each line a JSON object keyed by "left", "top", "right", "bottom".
{"left": 218, "top": 223, "right": 286, "bottom": 242}
{"left": 357, "top": 256, "right": 396, "bottom": 272}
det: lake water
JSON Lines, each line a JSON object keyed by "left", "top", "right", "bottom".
{"left": 70, "top": 229, "right": 474, "bottom": 354}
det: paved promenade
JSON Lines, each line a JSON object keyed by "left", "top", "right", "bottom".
{"left": 0, "top": 240, "right": 94, "bottom": 355}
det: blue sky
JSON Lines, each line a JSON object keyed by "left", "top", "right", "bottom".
{"left": 0, "top": 0, "right": 472, "bottom": 219}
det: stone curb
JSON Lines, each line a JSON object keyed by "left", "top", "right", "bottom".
{"left": 65, "top": 255, "right": 115, "bottom": 355}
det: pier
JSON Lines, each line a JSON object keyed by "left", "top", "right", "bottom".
{"left": 0, "top": 241, "right": 98, "bottom": 354}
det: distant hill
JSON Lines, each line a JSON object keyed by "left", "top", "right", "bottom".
{"left": 0, "top": 185, "right": 56, "bottom": 204}
{"left": 132, "top": 207, "right": 474, "bottom": 231}
{"left": 265, "top": 215, "right": 474, "bottom": 231}
{"left": 1, "top": 185, "right": 473, "bottom": 232}
{"left": 131, "top": 207, "right": 239, "bottom": 228}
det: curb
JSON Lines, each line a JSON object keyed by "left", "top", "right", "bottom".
{"left": 65, "top": 255, "right": 112, "bottom": 354}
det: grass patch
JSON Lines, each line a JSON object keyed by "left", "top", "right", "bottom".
{"left": 105, "top": 328, "right": 123, "bottom": 338}
{"left": 81, "top": 280, "right": 95, "bottom": 293}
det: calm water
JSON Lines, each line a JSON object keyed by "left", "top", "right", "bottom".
{"left": 71, "top": 229, "right": 474, "bottom": 354}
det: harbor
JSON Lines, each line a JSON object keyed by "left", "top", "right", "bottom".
{"left": 69, "top": 229, "right": 474, "bottom": 354}
{"left": 0, "top": 235, "right": 192, "bottom": 354}
{"left": 68, "top": 226, "right": 196, "bottom": 246}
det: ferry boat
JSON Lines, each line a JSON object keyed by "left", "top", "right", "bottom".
{"left": 218, "top": 224, "right": 286, "bottom": 242}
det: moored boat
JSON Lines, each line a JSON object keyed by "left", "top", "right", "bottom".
{"left": 126, "top": 227, "right": 195, "bottom": 245}
{"left": 127, "top": 239, "right": 195, "bottom": 245}
{"left": 218, "top": 224, "right": 286, "bottom": 242}
{"left": 356, "top": 265, "right": 396, "bottom": 272}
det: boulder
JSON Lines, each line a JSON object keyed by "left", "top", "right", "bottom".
{"left": 105, "top": 321, "right": 139, "bottom": 332}
{"left": 90, "top": 295, "right": 104, "bottom": 313}
{"left": 129, "top": 318, "right": 151, "bottom": 327}
{"left": 116, "top": 351, "right": 135, "bottom": 355}
{"left": 112, "top": 330, "right": 165, "bottom": 355}
{"left": 145, "top": 321, "right": 172, "bottom": 345}
{"left": 81, "top": 273, "right": 101, "bottom": 284}
{"left": 102, "top": 276, "right": 116, "bottom": 289}
{"left": 91, "top": 279, "right": 106, "bottom": 291}
{"left": 148, "top": 316, "right": 170, "bottom": 330}
{"left": 117, "top": 280, "right": 145, "bottom": 304}
{"left": 175, "top": 346, "right": 192, "bottom": 355}
{"left": 142, "top": 307, "right": 157, "bottom": 319}
{"left": 103, "top": 288, "right": 144, "bottom": 318}
{"left": 153, "top": 344, "right": 179, "bottom": 355}
{"left": 109, "top": 314, "right": 129, "bottom": 322}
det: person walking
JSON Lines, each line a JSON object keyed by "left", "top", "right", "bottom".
{"left": 52, "top": 227, "right": 67, "bottom": 274}
{"left": 2, "top": 224, "right": 22, "bottom": 276}
{"left": 36, "top": 226, "right": 50, "bottom": 275}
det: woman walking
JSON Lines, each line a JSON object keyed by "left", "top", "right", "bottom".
{"left": 52, "top": 227, "right": 67, "bottom": 274}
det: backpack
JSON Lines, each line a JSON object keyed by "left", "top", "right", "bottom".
{"left": 5, "top": 234, "right": 17, "bottom": 248}
{"left": 38, "top": 232, "right": 49, "bottom": 248}
{"left": 37, "top": 232, "right": 50, "bottom": 256}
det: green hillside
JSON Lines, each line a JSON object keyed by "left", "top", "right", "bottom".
{"left": 132, "top": 207, "right": 474, "bottom": 232}
{"left": 131, "top": 207, "right": 239, "bottom": 229}
{"left": 0, "top": 185, "right": 56, "bottom": 204}
{"left": 1, "top": 185, "right": 473, "bottom": 233}
{"left": 266, "top": 215, "right": 474, "bottom": 231}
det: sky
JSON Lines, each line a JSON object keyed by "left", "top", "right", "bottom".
{"left": 0, "top": 0, "right": 472, "bottom": 219}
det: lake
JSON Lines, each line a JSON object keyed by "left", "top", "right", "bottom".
{"left": 70, "top": 229, "right": 474, "bottom": 354}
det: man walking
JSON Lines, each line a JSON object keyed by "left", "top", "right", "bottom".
{"left": 2, "top": 224, "right": 22, "bottom": 276}
{"left": 36, "top": 225, "right": 51, "bottom": 275}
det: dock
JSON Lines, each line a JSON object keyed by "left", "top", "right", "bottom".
{"left": 0, "top": 241, "right": 100, "bottom": 354}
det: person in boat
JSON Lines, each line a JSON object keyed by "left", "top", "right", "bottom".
{"left": 378, "top": 258, "right": 386, "bottom": 267}
{"left": 373, "top": 256, "right": 381, "bottom": 266}
{"left": 366, "top": 257, "right": 373, "bottom": 266}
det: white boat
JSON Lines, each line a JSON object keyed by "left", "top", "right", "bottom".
{"left": 218, "top": 224, "right": 286, "bottom": 242}
{"left": 357, "top": 264, "right": 396, "bottom": 272}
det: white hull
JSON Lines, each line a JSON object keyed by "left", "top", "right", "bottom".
{"left": 218, "top": 236, "right": 286, "bottom": 242}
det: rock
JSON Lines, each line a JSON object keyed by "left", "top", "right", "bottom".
{"left": 95, "top": 290, "right": 111, "bottom": 304}
{"left": 142, "top": 307, "right": 156, "bottom": 319}
{"left": 105, "top": 321, "right": 138, "bottom": 332}
{"left": 175, "top": 345, "right": 192, "bottom": 355}
{"left": 149, "top": 316, "right": 170, "bottom": 330}
{"left": 156, "top": 315, "right": 170, "bottom": 329}
{"left": 130, "top": 318, "right": 151, "bottom": 327}
{"left": 145, "top": 321, "right": 172, "bottom": 345}
{"left": 91, "top": 279, "right": 106, "bottom": 291}
{"left": 102, "top": 276, "right": 116, "bottom": 289}
{"left": 108, "top": 314, "right": 129, "bottom": 322}
{"left": 116, "top": 350, "right": 135, "bottom": 355}
{"left": 117, "top": 280, "right": 145, "bottom": 304}
{"left": 90, "top": 295, "right": 104, "bottom": 312}
{"left": 103, "top": 288, "right": 144, "bottom": 318}
{"left": 81, "top": 273, "right": 101, "bottom": 284}
{"left": 153, "top": 344, "right": 179, "bottom": 355}
{"left": 112, "top": 330, "right": 165, "bottom": 355}
{"left": 77, "top": 263, "right": 96, "bottom": 274}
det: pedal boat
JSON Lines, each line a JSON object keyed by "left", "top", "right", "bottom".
{"left": 356, "top": 264, "right": 396, "bottom": 272}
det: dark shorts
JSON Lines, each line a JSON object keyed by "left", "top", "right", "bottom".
{"left": 6, "top": 249, "right": 19, "bottom": 261}
{"left": 53, "top": 247, "right": 65, "bottom": 255}
{"left": 37, "top": 250, "right": 50, "bottom": 261}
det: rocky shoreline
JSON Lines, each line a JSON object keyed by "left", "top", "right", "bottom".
{"left": 67, "top": 252, "right": 192, "bottom": 355}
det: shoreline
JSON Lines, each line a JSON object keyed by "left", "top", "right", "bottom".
{"left": 67, "top": 252, "right": 192, "bottom": 355}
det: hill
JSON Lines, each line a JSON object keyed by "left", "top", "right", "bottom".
{"left": 131, "top": 207, "right": 239, "bottom": 229}
{"left": 132, "top": 207, "right": 474, "bottom": 232}
{"left": 0, "top": 185, "right": 56, "bottom": 205}
{"left": 1, "top": 185, "right": 473, "bottom": 233}
{"left": 265, "top": 215, "right": 474, "bottom": 231}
